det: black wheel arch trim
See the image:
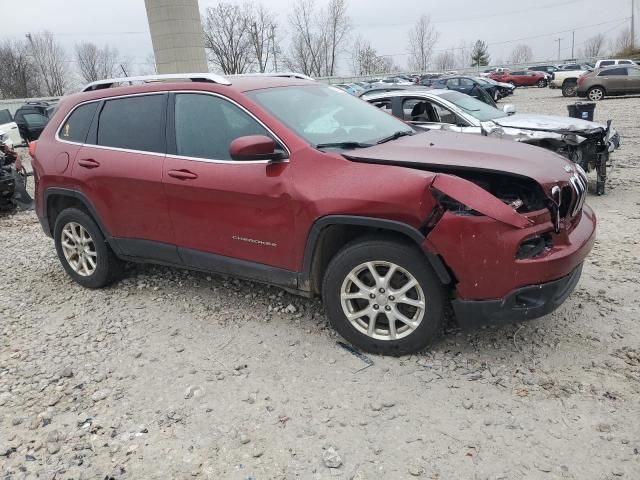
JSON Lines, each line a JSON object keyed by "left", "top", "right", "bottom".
{"left": 42, "top": 187, "right": 121, "bottom": 254}
{"left": 299, "top": 215, "right": 452, "bottom": 290}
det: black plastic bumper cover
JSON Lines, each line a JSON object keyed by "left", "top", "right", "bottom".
{"left": 452, "top": 264, "right": 583, "bottom": 329}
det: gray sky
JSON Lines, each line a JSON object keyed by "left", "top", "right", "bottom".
{"left": 2, "top": 0, "right": 636, "bottom": 75}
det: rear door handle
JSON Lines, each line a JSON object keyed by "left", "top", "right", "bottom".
{"left": 78, "top": 158, "right": 100, "bottom": 169}
{"left": 167, "top": 169, "right": 198, "bottom": 180}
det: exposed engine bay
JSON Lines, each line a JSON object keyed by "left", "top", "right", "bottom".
{"left": 479, "top": 119, "right": 620, "bottom": 195}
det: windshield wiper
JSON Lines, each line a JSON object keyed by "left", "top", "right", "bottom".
{"left": 315, "top": 141, "right": 373, "bottom": 149}
{"left": 376, "top": 130, "right": 414, "bottom": 144}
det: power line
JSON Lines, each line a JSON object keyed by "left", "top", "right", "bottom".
{"left": 354, "top": 0, "right": 585, "bottom": 28}
{"left": 377, "top": 17, "right": 630, "bottom": 57}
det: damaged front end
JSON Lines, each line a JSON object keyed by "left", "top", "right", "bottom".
{"left": 480, "top": 120, "right": 620, "bottom": 195}
{"left": 0, "top": 141, "right": 34, "bottom": 214}
{"left": 422, "top": 168, "right": 595, "bottom": 327}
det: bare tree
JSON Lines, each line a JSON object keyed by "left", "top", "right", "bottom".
{"left": 75, "top": 42, "right": 119, "bottom": 83}
{"left": 287, "top": 0, "right": 325, "bottom": 76}
{"left": 0, "top": 40, "right": 41, "bottom": 99}
{"left": 455, "top": 41, "right": 473, "bottom": 69}
{"left": 322, "top": 0, "right": 350, "bottom": 76}
{"left": 248, "top": 5, "right": 277, "bottom": 73}
{"left": 27, "top": 31, "right": 69, "bottom": 96}
{"left": 350, "top": 36, "right": 394, "bottom": 75}
{"left": 433, "top": 49, "right": 456, "bottom": 71}
{"left": 580, "top": 33, "right": 606, "bottom": 58}
{"left": 203, "top": 3, "right": 254, "bottom": 74}
{"left": 508, "top": 44, "right": 533, "bottom": 65}
{"left": 407, "top": 15, "right": 439, "bottom": 72}
{"left": 613, "top": 27, "right": 633, "bottom": 55}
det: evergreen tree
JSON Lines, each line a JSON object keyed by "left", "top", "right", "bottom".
{"left": 470, "top": 40, "right": 490, "bottom": 67}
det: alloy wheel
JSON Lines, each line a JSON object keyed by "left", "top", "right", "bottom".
{"left": 61, "top": 222, "right": 97, "bottom": 277}
{"left": 588, "top": 88, "right": 604, "bottom": 101}
{"left": 340, "top": 261, "right": 425, "bottom": 341}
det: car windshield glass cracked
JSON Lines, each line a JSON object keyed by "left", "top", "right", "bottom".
{"left": 247, "top": 85, "right": 412, "bottom": 147}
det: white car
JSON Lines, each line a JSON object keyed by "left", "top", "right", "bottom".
{"left": 365, "top": 89, "right": 620, "bottom": 194}
{"left": 0, "top": 109, "right": 23, "bottom": 147}
{"left": 594, "top": 59, "right": 637, "bottom": 69}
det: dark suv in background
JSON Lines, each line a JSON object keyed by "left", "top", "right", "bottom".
{"left": 14, "top": 101, "right": 56, "bottom": 141}
{"left": 30, "top": 73, "right": 595, "bottom": 355}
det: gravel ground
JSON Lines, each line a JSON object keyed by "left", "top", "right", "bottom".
{"left": 1, "top": 88, "right": 639, "bottom": 480}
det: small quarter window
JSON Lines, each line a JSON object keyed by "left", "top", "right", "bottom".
{"left": 59, "top": 102, "right": 98, "bottom": 143}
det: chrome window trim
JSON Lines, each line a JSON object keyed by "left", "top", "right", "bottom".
{"left": 54, "top": 90, "right": 291, "bottom": 164}
{"left": 54, "top": 91, "right": 167, "bottom": 147}
{"left": 170, "top": 89, "right": 291, "bottom": 161}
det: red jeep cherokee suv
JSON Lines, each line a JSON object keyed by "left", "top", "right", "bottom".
{"left": 31, "top": 73, "right": 596, "bottom": 355}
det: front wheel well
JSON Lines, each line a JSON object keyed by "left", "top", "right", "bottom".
{"left": 305, "top": 223, "right": 452, "bottom": 296}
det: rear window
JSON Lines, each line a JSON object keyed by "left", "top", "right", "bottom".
{"left": 599, "top": 68, "right": 627, "bottom": 76}
{"left": 96, "top": 94, "right": 165, "bottom": 153}
{"left": 0, "top": 109, "right": 12, "bottom": 124}
{"left": 59, "top": 102, "right": 98, "bottom": 143}
{"left": 23, "top": 113, "right": 48, "bottom": 127}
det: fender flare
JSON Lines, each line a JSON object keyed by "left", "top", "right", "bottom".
{"left": 43, "top": 188, "right": 117, "bottom": 251}
{"left": 299, "top": 215, "right": 452, "bottom": 290}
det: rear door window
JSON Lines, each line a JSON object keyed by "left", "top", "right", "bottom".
{"left": 24, "top": 113, "right": 48, "bottom": 127}
{"left": 59, "top": 102, "right": 99, "bottom": 143}
{"left": 0, "top": 109, "right": 12, "bottom": 124}
{"left": 600, "top": 61, "right": 615, "bottom": 67}
{"left": 600, "top": 68, "right": 627, "bottom": 76}
{"left": 96, "top": 94, "right": 166, "bottom": 153}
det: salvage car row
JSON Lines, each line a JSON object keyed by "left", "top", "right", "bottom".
{"left": 18, "top": 71, "right": 622, "bottom": 355}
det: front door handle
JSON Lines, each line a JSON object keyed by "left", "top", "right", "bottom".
{"left": 167, "top": 169, "right": 198, "bottom": 180}
{"left": 78, "top": 158, "right": 100, "bottom": 169}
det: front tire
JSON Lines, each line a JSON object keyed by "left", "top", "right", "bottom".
{"left": 587, "top": 86, "right": 605, "bottom": 101}
{"left": 54, "top": 208, "right": 123, "bottom": 288}
{"left": 322, "top": 238, "right": 446, "bottom": 355}
{"left": 537, "top": 79, "right": 547, "bottom": 88}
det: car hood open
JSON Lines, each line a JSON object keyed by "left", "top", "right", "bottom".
{"left": 343, "top": 130, "right": 576, "bottom": 185}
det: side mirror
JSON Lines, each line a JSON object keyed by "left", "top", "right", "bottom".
{"left": 503, "top": 104, "right": 516, "bottom": 115}
{"left": 229, "top": 135, "right": 285, "bottom": 162}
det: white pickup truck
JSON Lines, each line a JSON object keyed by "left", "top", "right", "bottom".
{"left": 549, "top": 68, "right": 591, "bottom": 97}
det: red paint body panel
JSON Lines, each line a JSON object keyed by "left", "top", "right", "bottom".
{"left": 32, "top": 78, "right": 596, "bottom": 310}
{"left": 424, "top": 205, "right": 596, "bottom": 299}
{"left": 430, "top": 174, "right": 533, "bottom": 228}
{"left": 489, "top": 71, "right": 546, "bottom": 86}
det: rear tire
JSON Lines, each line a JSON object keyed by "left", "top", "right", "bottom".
{"left": 587, "top": 86, "right": 605, "bottom": 101}
{"left": 562, "top": 81, "right": 577, "bottom": 97}
{"left": 537, "top": 79, "right": 547, "bottom": 88}
{"left": 322, "top": 238, "right": 446, "bottom": 355}
{"left": 53, "top": 208, "right": 123, "bottom": 288}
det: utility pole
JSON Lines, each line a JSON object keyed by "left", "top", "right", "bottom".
{"left": 556, "top": 38, "right": 562, "bottom": 61}
{"left": 571, "top": 31, "right": 575, "bottom": 59}
{"left": 632, "top": 0, "right": 636, "bottom": 50}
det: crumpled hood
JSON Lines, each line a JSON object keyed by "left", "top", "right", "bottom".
{"left": 344, "top": 130, "right": 577, "bottom": 185}
{"left": 493, "top": 113, "right": 606, "bottom": 134}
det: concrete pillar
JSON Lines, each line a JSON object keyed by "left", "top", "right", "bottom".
{"left": 144, "top": 0, "right": 208, "bottom": 74}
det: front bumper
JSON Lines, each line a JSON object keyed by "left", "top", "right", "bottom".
{"left": 452, "top": 264, "right": 583, "bottom": 328}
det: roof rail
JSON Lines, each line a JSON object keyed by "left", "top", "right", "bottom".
{"left": 81, "top": 73, "right": 232, "bottom": 92}
{"left": 229, "top": 72, "right": 315, "bottom": 81}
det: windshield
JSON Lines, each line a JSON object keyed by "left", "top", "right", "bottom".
{"left": 438, "top": 91, "right": 507, "bottom": 122}
{"left": 248, "top": 85, "right": 413, "bottom": 147}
